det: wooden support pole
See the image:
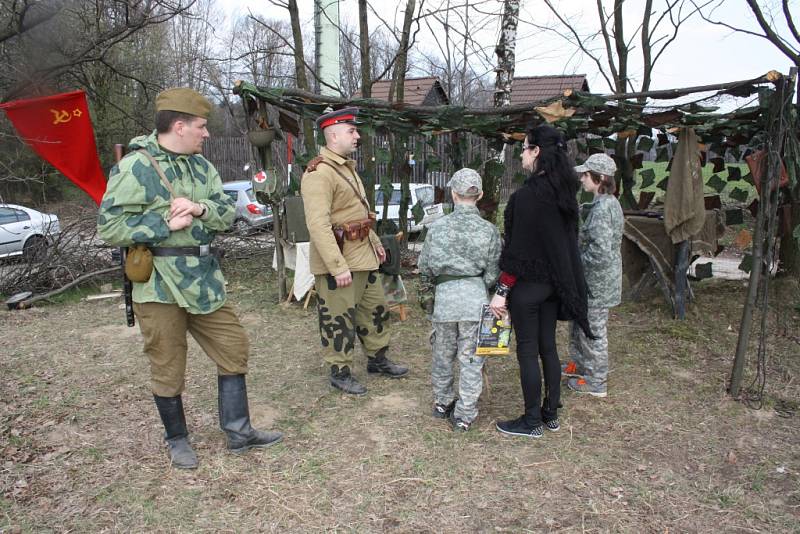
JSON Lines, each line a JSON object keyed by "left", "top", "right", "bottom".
{"left": 673, "top": 240, "right": 690, "bottom": 319}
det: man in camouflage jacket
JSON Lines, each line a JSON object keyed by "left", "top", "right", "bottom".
{"left": 97, "top": 88, "right": 282, "bottom": 469}
{"left": 301, "top": 107, "right": 408, "bottom": 395}
{"left": 417, "top": 168, "right": 501, "bottom": 431}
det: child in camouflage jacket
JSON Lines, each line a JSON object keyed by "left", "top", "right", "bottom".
{"left": 417, "top": 168, "right": 501, "bottom": 431}
{"left": 564, "top": 154, "right": 624, "bottom": 398}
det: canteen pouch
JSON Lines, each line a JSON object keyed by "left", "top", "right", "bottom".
{"left": 124, "top": 244, "right": 153, "bottom": 283}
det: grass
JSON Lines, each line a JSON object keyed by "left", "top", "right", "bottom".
{"left": 1, "top": 267, "right": 799, "bottom": 532}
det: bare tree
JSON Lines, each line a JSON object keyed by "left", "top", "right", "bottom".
{"left": 695, "top": 0, "right": 800, "bottom": 274}
{"left": 540, "top": 0, "right": 703, "bottom": 207}
{"left": 419, "top": 0, "right": 496, "bottom": 107}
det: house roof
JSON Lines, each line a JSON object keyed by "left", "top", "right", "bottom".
{"left": 355, "top": 77, "right": 449, "bottom": 105}
{"left": 510, "top": 75, "right": 590, "bottom": 105}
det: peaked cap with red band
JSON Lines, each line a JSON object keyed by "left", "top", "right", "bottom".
{"left": 316, "top": 107, "right": 363, "bottom": 130}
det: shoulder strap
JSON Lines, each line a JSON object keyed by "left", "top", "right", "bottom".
{"left": 137, "top": 149, "right": 176, "bottom": 199}
{"left": 318, "top": 160, "right": 371, "bottom": 214}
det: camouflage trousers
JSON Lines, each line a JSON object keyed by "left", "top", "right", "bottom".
{"left": 431, "top": 321, "right": 484, "bottom": 423}
{"left": 569, "top": 306, "right": 609, "bottom": 387}
{"left": 314, "top": 270, "right": 391, "bottom": 367}
{"left": 133, "top": 301, "right": 249, "bottom": 397}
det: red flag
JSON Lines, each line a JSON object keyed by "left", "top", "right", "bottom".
{"left": 1, "top": 90, "right": 107, "bottom": 205}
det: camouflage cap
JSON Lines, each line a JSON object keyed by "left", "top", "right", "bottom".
{"left": 575, "top": 153, "right": 617, "bottom": 177}
{"left": 155, "top": 88, "right": 212, "bottom": 119}
{"left": 316, "top": 107, "right": 362, "bottom": 130}
{"left": 448, "top": 168, "right": 483, "bottom": 196}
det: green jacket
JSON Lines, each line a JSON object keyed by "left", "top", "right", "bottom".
{"left": 97, "top": 131, "right": 235, "bottom": 314}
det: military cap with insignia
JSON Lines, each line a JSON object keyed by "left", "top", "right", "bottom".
{"left": 315, "top": 107, "right": 363, "bottom": 130}
{"left": 156, "top": 88, "right": 212, "bottom": 119}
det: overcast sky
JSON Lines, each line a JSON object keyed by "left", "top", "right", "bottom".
{"left": 218, "top": 0, "right": 792, "bottom": 94}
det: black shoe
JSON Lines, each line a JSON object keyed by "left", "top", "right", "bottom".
{"left": 495, "top": 416, "right": 543, "bottom": 438}
{"left": 153, "top": 395, "right": 199, "bottom": 469}
{"left": 432, "top": 399, "right": 456, "bottom": 419}
{"left": 366, "top": 348, "right": 409, "bottom": 378}
{"left": 218, "top": 375, "right": 284, "bottom": 454}
{"left": 450, "top": 414, "right": 472, "bottom": 433}
{"left": 330, "top": 365, "right": 367, "bottom": 395}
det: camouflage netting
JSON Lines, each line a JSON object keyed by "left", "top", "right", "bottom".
{"left": 234, "top": 71, "right": 785, "bottom": 148}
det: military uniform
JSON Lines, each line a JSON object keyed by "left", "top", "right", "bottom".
{"left": 98, "top": 130, "right": 244, "bottom": 394}
{"left": 301, "top": 108, "right": 407, "bottom": 394}
{"left": 417, "top": 169, "right": 501, "bottom": 426}
{"left": 97, "top": 88, "right": 282, "bottom": 469}
{"left": 568, "top": 193, "right": 624, "bottom": 389}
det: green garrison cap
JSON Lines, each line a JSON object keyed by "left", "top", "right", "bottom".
{"left": 155, "top": 88, "right": 212, "bottom": 119}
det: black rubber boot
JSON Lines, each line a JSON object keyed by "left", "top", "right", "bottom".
{"left": 330, "top": 365, "right": 367, "bottom": 395}
{"left": 366, "top": 347, "right": 409, "bottom": 378}
{"left": 153, "top": 395, "right": 199, "bottom": 469}
{"left": 218, "top": 375, "right": 283, "bottom": 454}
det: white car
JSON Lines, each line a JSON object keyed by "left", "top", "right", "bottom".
{"left": 374, "top": 183, "right": 444, "bottom": 233}
{"left": 0, "top": 204, "right": 60, "bottom": 260}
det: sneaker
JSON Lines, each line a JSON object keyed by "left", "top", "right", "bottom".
{"left": 449, "top": 414, "right": 471, "bottom": 433}
{"left": 544, "top": 419, "right": 560, "bottom": 432}
{"left": 567, "top": 377, "right": 607, "bottom": 398}
{"left": 561, "top": 360, "right": 581, "bottom": 377}
{"left": 495, "top": 416, "right": 543, "bottom": 438}
{"left": 432, "top": 399, "right": 456, "bottom": 419}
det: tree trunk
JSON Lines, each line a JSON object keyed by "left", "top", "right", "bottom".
{"left": 485, "top": 0, "right": 520, "bottom": 223}
{"left": 288, "top": 0, "right": 317, "bottom": 161}
{"left": 358, "top": 0, "right": 376, "bottom": 209}
{"left": 386, "top": 0, "right": 415, "bottom": 244}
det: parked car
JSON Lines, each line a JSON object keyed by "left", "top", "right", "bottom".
{"left": 0, "top": 203, "right": 60, "bottom": 260}
{"left": 222, "top": 181, "right": 273, "bottom": 233}
{"left": 374, "top": 183, "right": 444, "bottom": 233}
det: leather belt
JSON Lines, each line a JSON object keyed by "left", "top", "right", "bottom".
{"left": 149, "top": 245, "right": 223, "bottom": 257}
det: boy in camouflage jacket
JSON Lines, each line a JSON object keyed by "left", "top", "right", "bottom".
{"left": 417, "top": 168, "right": 501, "bottom": 431}
{"left": 564, "top": 154, "right": 624, "bottom": 398}
{"left": 97, "top": 88, "right": 282, "bottom": 469}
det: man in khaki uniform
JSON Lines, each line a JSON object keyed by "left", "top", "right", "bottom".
{"left": 302, "top": 107, "right": 409, "bottom": 395}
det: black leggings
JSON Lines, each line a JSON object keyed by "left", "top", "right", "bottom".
{"left": 509, "top": 281, "right": 560, "bottom": 426}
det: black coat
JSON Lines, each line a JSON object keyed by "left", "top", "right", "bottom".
{"left": 499, "top": 178, "right": 592, "bottom": 336}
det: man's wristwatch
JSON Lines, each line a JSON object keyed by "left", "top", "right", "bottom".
{"left": 198, "top": 203, "right": 207, "bottom": 218}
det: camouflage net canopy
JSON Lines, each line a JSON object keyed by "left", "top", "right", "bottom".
{"left": 233, "top": 71, "right": 788, "bottom": 151}
{"left": 234, "top": 71, "right": 798, "bottom": 204}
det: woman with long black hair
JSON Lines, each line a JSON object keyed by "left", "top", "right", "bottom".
{"left": 489, "top": 124, "right": 592, "bottom": 438}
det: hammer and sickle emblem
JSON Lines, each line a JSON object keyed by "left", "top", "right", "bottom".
{"left": 50, "top": 109, "right": 72, "bottom": 125}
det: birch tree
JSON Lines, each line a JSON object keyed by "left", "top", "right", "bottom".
{"left": 483, "top": 0, "right": 520, "bottom": 223}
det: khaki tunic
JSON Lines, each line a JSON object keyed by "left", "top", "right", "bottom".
{"left": 301, "top": 147, "right": 381, "bottom": 276}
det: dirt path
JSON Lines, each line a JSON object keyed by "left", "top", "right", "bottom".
{"left": 1, "top": 276, "right": 798, "bottom": 532}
